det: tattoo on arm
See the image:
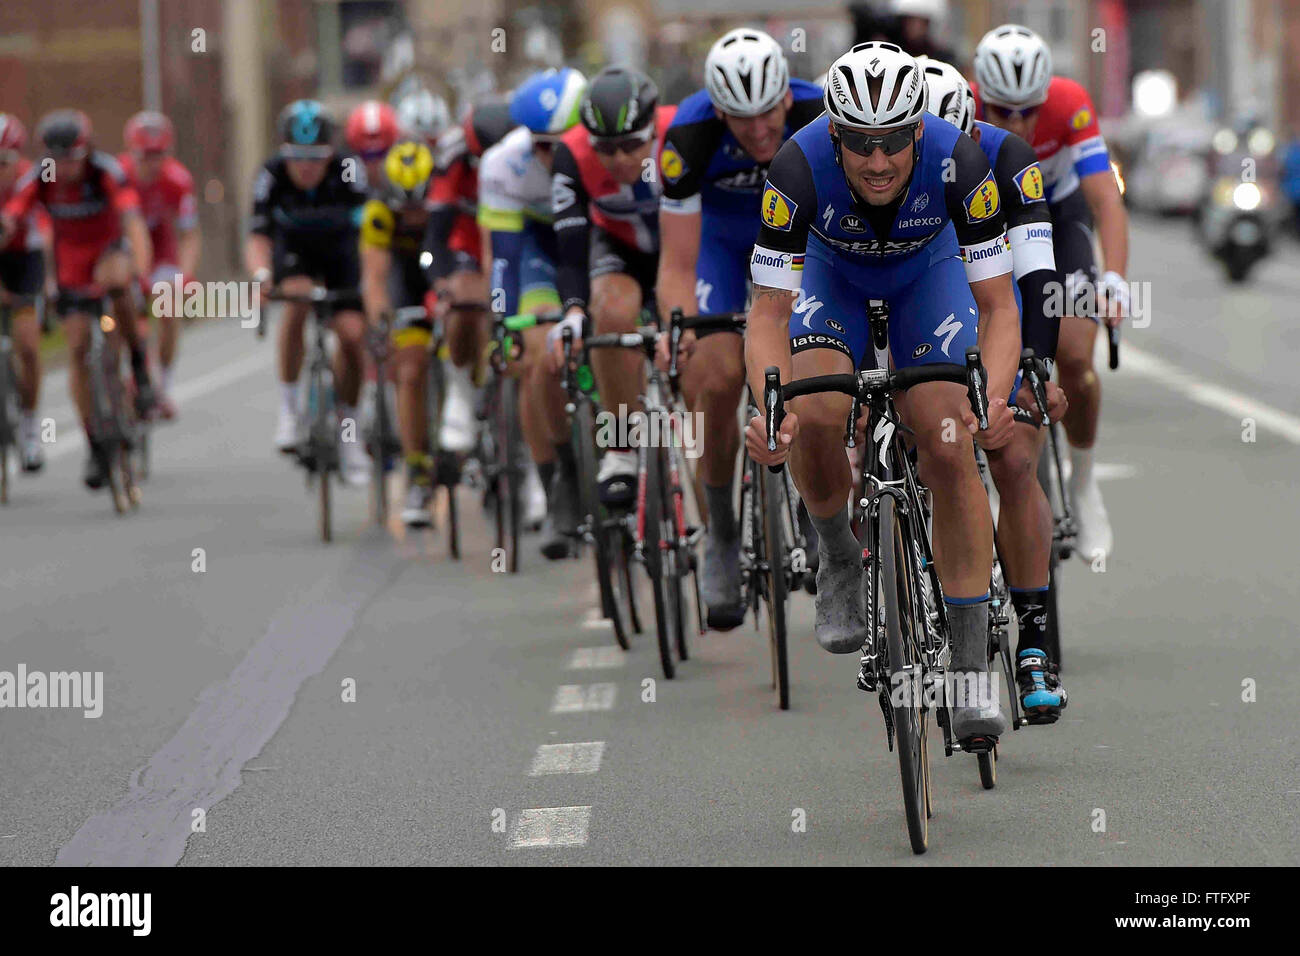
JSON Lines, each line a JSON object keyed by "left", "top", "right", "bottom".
{"left": 752, "top": 285, "right": 789, "bottom": 303}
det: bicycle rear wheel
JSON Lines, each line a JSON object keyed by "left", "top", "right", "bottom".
{"left": 879, "top": 493, "right": 930, "bottom": 854}
{"left": 1043, "top": 550, "right": 1063, "bottom": 669}
{"left": 760, "top": 466, "right": 790, "bottom": 711}
{"left": 0, "top": 356, "right": 12, "bottom": 505}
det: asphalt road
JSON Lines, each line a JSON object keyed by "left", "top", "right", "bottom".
{"left": 1, "top": 214, "right": 1297, "bottom": 866}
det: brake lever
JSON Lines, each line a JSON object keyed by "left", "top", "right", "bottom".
{"left": 965, "top": 346, "right": 989, "bottom": 432}
{"left": 763, "top": 366, "right": 784, "bottom": 474}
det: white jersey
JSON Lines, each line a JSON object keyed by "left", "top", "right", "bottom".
{"left": 476, "top": 125, "right": 552, "bottom": 231}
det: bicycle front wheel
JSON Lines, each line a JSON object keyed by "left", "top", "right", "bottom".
{"left": 760, "top": 466, "right": 790, "bottom": 711}
{"left": 646, "top": 445, "right": 681, "bottom": 679}
{"left": 493, "top": 376, "right": 521, "bottom": 572}
{"left": 879, "top": 492, "right": 930, "bottom": 854}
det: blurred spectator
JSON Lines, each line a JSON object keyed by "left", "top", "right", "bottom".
{"left": 849, "top": 0, "right": 955, "bottom": 62}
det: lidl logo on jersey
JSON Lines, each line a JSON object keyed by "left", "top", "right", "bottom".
{"left": 1014, "top": 163, "right": 1045, "bottom": 204}
{"left": 1070, "top": 106, "right": 1092, "bottom": 131}
{"left": 660, "top": 146, "right": 686, "bottom": 183}
{"left": 964, "top": 174, "right": 1001, "bottom": 223}
{"left": 762, "top": 183, "right": 798, "bottom": 232}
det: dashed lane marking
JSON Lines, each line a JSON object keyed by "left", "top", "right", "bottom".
{"left": 529, "top": 742, "right": 606, "bottom": 776}
{"left": 566, "top": 646, "right": 626, "bottom": 669}
{"left": 509, "top": 806, "right": 592, "bottom": 848}
{"left": 550, "top": 683, "right": 617, "bottom": 713}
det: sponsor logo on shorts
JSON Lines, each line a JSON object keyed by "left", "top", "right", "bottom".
{"left": 839, "top": 214, "right": 866, "bottom": 233}
{"left": 897, "top": 216, "right": 944, "bottom": 229}
{"left": 790, "top": 333, "right": 852, "bottom": 358}
{"left": 660, "top": 146, "right": 686, "bottom": 183}
{"left": 1070, "top": 106, "right": 1093, "bottom": 131}
{"left": 912, "top": 342, "right": 932, "bottom": 358}
{"left": 761, "top": 183, "right": 798, "bottom": 231}
{"left": 1014, "top": 163, "right": 1045, "bottom": 204}
{"left": 827, "top": 319, "right": 845, "bottom": 333}
{"left": 965, "top": 173, "right": 1001, "bottom": 223}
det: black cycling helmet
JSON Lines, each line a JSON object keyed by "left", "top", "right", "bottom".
{"left": 36, "top": 109, "right": 92, "bottom": 159}
{"left": 580, "top": 67, "right": 658, "bottom": 138}
{"left": 277, "top": 100, "right": 336, "bottom": 158}
{"left": 463, "top": 97, "right": 515, "bottom": 157}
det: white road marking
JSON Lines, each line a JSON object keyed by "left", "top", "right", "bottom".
{"left": 550, "top": 683, "right": 617, "bottom": 713}
{"left": 43, "top": 348, "right": 271, "bottom": 463}
{"left": 567, "top": 646, "right": 626, "bottom": 669}
{"left": 1120, "top": 343, "right": 1300, "bottom": 445}
{"left": 529, "top": 742, "right": 605, "bottom": 776}
{"left": 509, "top": 806, "right": 592, "bottom": 848}
{"left": 580, "top": 608, "right": 609, "bottom": 631}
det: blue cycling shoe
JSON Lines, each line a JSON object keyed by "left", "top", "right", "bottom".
{"left": 1016, "top": 648, "right": 1067, "bottom": 724}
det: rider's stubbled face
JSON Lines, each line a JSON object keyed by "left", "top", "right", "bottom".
{"left": 596, "top": 140, "right": 654, "bottom": 185}
{"left": 835, "top": 120, "right": 921, "bottom": 207}
{"left": 720, "top": 92, "right": 792, "bottom": 164}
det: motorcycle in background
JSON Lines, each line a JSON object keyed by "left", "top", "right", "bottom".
{"left": 1195, "top": 124, "right": 1284, "bottom": 283}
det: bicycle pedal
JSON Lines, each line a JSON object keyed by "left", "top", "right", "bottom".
{"left": 959, "top": 734, "right": 998, "bottom": 754}
{"left": 1021, "top": 711, "right": 1060, "bottom": 727}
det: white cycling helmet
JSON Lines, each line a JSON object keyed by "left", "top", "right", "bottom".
{"left": 704, "top": 28, "right": 790, "bottom": 117}
{"left": 973, "top": 24, "right": 1053, "bottom": 108}
{"left": 917, "top": 56, "right": 974, "bottom": 134}
{"left": 396, "top": 88, "right": 452, "bottom": 144}
{"left": 824, "top": 42, "right": 927, "bottom": 129}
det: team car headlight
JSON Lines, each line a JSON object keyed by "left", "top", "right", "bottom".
{"left": 1232, "top": 181, "right": 1262, "bottom": 211}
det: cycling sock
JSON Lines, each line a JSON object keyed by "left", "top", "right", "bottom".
{"left": 808, "top": 506, "right": 858, "bottom": 563}
{"left": 703, "top": 482, "right": 736, "bottom": 544}
{"left": 1069, "top": 445, "right": 1094, "bottom": 489}
{"left": 555, "top": 441, "right": 577, "bottom": 481}
{"left": 537, "top": 460, "right": 557, "bottom": 509}
{"left": 946, "top": 594, "right": 991, "bottom": 672}
{"left": 280, "top": 382, "right": 298, "bottom": 414}
{"left": 1010, "top": 586, "right": 1050, "bottom": 657}
{"left": 161, "top": 366, "right": 173, "bottom": 394}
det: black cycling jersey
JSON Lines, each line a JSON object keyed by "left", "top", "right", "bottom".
{"left": 249, "top": 154, "right": 367, "bottom": 242}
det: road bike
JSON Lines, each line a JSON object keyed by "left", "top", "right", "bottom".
{"left": 766, "top": 344, "right": 993, "bottom": 854}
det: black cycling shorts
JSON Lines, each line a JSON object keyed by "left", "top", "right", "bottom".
{"left": 0, "top": 250, "right": 43, "bottom": 298}
{"left": 272, "top": 233, "right": 362, "bottom": 312}
{"left": 1050, "top": 189, "right": 1099, "bottom": 322}
{"left": 589, "top": 227, "right": 657, "bottom": 315}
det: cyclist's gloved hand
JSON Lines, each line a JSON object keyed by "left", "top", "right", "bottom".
{"left": 745, "top": 409, "right": 799, "bottom": 467}
{"left": 546, "top": 308, "right": 586, "bottom": 374}
{"left": 963, "top": 396, "right": 1015, "bottom": 450}
{"left": 1098, "top": 270, "right": 1128, "bottom": 328}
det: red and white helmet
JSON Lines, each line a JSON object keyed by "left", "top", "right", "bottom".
{"left": 345, "top": 100, "right": 400, "bottom": 160}
{"left": 124, "top": 110, "right": 175, "bottom": 154}
{"left": 0, "top": 113, "right": 28, "bottom": 154}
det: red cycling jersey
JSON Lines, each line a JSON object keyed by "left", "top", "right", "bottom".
{"left": 118, "top": 153, "right": 197, "bottom": 269}
{"left": 2, "top": 151, "right": 139, "bottom": 287}
{"left": 972, "top": 76, "right": 1110, "bottom": 205}
{"left": 431, "top": 148, "right": 480, "bottom": 262}
{"left": 0, "top": 158, "right": 51, "bottom": 254}
{"left": 555, "top": 105, "right": 676, "bottom": 253}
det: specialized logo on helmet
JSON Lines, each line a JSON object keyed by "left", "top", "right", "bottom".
{"left": 964, "top": 173, "right": 1001, "bottom": 223}
{"left": 909, "top": 192, "right": 930, "bottom": 213}
{"left": 1070, "top": 106, "right": 1092, "bottom": 131}
{"left": 1014, "top": 163, "right": 1045, "bottom": 204}
{"left": 660, "top": 146, "right": 685, "bottom": 183}
{"left": 761, "top": 183, "right": 797, "bottom": 232}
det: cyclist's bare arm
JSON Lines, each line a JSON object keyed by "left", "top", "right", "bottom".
{"left": 1078, "top": 168, "right": 1128, "bottom": 280}
{"left": 970, "top": 271, "right": 1021, "bottom": 404}
{"left": 360, "top": 243, "right": 392, "bottom": 325}
{"left": 656, "top": 207, "right": 700, "bottom": 323}
{"left": 177, "top": 223, "right": 201, "bottom": 280}
{"left": 121, "top": 209, "right": 152, "bottom": 283}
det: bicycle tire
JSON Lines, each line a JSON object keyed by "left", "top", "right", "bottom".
{"left": 879, "top": 493, "right": 930, "bottom": 855}
{"left": 646, "top": 443, "right": 678, "bottom": 679}
{"left": 761, "top": 467, "right": 791, "bottom": 711}
{"left": 978, "top": 749, "right": 996, "bottom": 789}
{"left": 0, "top": 355, "right": 11, "bottom": 505}
{"left": 447, "top": 480, "right": 460, "bottom": 559}
{"left": 312, "top": 364, "right": 334, "bottom": 543}
{"left": 1043, "top": 551, "right": 1063, "bottom": 669}
{"left": 574, "top": 400, "right": 632, "bottom": 648}
{"left": 661, "top": 445, "right": 690, "bottom": 663}
{"left": 493, "top": 376, "right": 521, "bottom": 573}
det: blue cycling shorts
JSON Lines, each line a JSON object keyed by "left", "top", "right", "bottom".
{"left": 695, "top": 207, "right": 755, "bottom": 316}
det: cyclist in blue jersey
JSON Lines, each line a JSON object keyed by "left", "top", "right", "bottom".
{"left": 743, "top": 42, "right": 1022, "bottom": 741}
{"left": 921, "top": 57, "right": 1069, "bottom": 720}
{"left": 655, "top": 28, "right": 824, "bottom": 630}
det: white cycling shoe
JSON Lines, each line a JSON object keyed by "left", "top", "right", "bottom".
{"left": 338, "top": 430, "right": 371, "bottom": 487}
{"left": 1069, "top": 448, "right": 1112, "bottom": 560}
{"left": 439, "top": 364, "right": 478, "bottom": 454}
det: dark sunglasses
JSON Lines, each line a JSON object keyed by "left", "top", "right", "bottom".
{"left": 986, "top": 103, "right": 1040, "bottom": 121}
{"left": 590, "top": 128, "right": 654, "bottom": 157}
{"left": 835, "top": 123, "right": 918, "bottom": 157}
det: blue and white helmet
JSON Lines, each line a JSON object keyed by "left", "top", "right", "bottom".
{"left": 917, "top": 56, "right": 975, "bottom": 134}
{"left": 510, "top": 68, "right": 587, "bottom": 135}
